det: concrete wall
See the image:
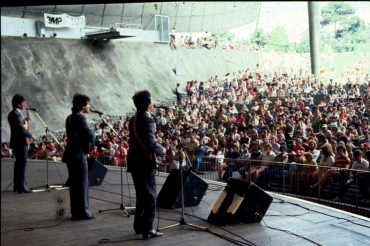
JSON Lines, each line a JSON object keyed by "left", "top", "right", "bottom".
{"left": 1, "top": 36, "right": 309, "bottom": 141}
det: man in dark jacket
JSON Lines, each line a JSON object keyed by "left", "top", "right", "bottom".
{"left": 8, "top": 94, "right": 38, "bottom": 193}
{"left": 64, "top": 93, "right": 96, "bottom": 220}
{"left": 127, "top": 90, "right": 166, "bottom": 239}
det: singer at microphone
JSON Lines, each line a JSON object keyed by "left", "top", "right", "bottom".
{"left": 153, "top": 104, "right": 169, "bottom": 110}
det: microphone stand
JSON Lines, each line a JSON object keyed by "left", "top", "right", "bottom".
{"left": 95, "top": 113, "right": 135, "bottom": 217}
{"left": 29, "top": 110, "right": 63, "bottom": 192}
{"left": 157, "top": 112, "right": 206, "bottom": 232}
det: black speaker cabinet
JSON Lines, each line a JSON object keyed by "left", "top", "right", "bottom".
{"left": 87, "top": 158, "right": 108, "bottom": 186}
{"left": 208, "top": 178, "right": 273, "bottom": 226}
{"left": 157, "top": 169, "right": 209, "bottom": 209}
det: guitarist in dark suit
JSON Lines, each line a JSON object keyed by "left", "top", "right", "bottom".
{"left": 127, "top": 90, "right": 166, "bottom": 239}
{"left": 63, "top": 93, "right": 96, "bottom": 220}
{"left": 8, "top": 94, "right": 38, "bottom": 193}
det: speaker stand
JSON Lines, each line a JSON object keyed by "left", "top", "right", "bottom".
{"left": 157, "top": 164, "right": 206, "bottom": 232}
{"left": 98, "top": 147, "right": 135, "bottom": 217}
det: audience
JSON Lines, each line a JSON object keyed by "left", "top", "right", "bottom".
{"left": 3, "top": 63, "right": 370, "bottom": 207}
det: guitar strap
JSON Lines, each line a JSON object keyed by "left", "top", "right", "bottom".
{"left": 132, "top": 114, "right": 157, "bottom": 168}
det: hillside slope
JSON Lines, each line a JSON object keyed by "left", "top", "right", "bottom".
{"left": 1, "top": 37, "right": 309, "bottom": 141}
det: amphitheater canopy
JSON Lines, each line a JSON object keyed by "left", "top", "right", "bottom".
{"left": 1, "top": 2, "right": 261, "bottom": 33}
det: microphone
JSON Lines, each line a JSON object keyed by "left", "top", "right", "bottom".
{"left": 26, "top": 108, "right": 39, "bottom": 111}
{"left": 153, "top": 104, "right": 169, "bottom": 110}
{"left": 90, "top": 109, "right": 106, "bottom": 115}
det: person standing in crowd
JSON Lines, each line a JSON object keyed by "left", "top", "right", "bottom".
{"left": 127, "top": 90, "right": 166, "bottom": 239}
{"left": 8, "top": 94, "right": 38, "bottom": 193}
{"left": 63, "top": 93, "right": 96, "bottom": 220}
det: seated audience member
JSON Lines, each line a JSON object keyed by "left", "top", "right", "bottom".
{"left": 220, "top": 144, "right": 241, "bottom": 182}
{"left": 308, "top": 144, "right": 334, "bottom": 192}
{"left": 54, "top": 143, "right": 65, "bottom": 161}
{"left": 193, "top": 139, "right": 213, "bottom": 175}
{"left": 239, "top": 141, "right": 262, "bottom": 180}
{"left": 112, "top": 141, "right": 127, "bottom": 167}
{"left": 237, "top": 143, "right": 250, "bottom": 178}
{"left": 1, "top": 143, "right": 12, "bottom": 158}
{"left": 295, "top": 152, "right": 317, "bottom": 194}
{"left": 28, "top": 143, "right": 38, "bottom": 159}
{"left": 36, "top": 142, "right": 47, "bottom": 160}
{"left": 311, "top": 145, "right": 350, "bottom": 198}
{"left": 359, "top": 130, "right": 370, "bottom": 144}
{"left": 333, "top": 150, "right": 369, "bottom": 203}
{"left": 89, "top": 146, "right": 99, "bottom": 160}
{"left": 306, "top": 140, "right": 320, "bottom": 162}
{"left": 260, "top": 145, "right": 289, "bottom": 190}
{"left": 101, "top": 141, "right": 115, "bottom": 164}
{"left": 46, "top": 143, "right": 57, "bottom": 161}
{"left": 169, "top": 145, "right": 186, "bottom": 173}
{"left": 246, "top": 143, "right": 276, "bottom": 184}
{"left": 290, "top": 138, "right": 305, "bottom": 163}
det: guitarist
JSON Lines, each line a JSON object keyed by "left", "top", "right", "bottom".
{"left": 63, "top": 93, "right": 96, "bottom": 220}
{"left": 8, "top": 94, "right": 38, "bottom": 193}
{"left": 127, "top": 90, "right": 166, "bottom": 239}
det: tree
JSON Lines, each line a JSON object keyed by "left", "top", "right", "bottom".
{"left": 295, "top": 30, "right": 310, "bottom": 53}
{"left": 208, "top": 30, "right": 235, "bottom": 42}
{"left": 250, "top": 28, "right": 267, "bottom": 47}
{"left": 266, "top": 26, "right": 290, "bottom": 52}
{"left": 320, "top": 2, "right": 356, "bottom": 38}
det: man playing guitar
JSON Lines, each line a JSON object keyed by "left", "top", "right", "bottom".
{"left": 8, "top": 94, "right": 38, "bottom": 193}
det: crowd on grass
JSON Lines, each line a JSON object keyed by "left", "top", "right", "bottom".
{"left": 2, "top": 65, "right": 370, "bottom": 205}
{"left": 169, "top": 35, "right": 262, "bottom": 51}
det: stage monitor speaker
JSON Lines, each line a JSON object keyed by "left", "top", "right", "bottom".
{"left": 208, "top": 178, "right": 273, "bottom": 226}
{"left": 87, "top": 158, "right": 108, "bottom": 186}
{"left": 157, "top": 169, "right": 208, "bottom": 209}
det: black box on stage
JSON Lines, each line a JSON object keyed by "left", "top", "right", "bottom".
{"left": 157, "top": 169, "right": 209, "bottom": 209}
{"left": 87, "top": 158, "right": 108, "bottom": 186}
{"left": 208, "top": 178, "right": 273, "bottom": 226}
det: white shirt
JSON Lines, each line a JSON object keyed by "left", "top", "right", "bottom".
{"left": 352, "top": 158, "right": 369, "bottom": 171}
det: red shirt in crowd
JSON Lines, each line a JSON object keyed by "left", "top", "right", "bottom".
{"left": 292, "top": 145, "right": 305, "bottom": 157}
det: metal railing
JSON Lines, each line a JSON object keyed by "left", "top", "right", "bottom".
{"left": 2, "top": 155, "right": 368, "bottom": 216}
{"left": 156, "top": 156, "right": 370, "bottom": 217}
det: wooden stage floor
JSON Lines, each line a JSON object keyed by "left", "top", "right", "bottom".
{"left": 1, "top": 159, "right": 370, "bottom": 246}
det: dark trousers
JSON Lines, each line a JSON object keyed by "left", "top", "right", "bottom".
{"left": 131, "top": 168, "right": 157, "bottom": 233}
{"left": 338, "top": 174, "right": 369, "bottom": 199}
{"left": 222, "top": 162, "right": 243, "bottom": 182}
{"left": 13, "top": 145, "right": 29, "bottom": 191}
{"left": 176, "top": 93, "right": 182, "bottom": 101}
{"left": 260, "top": 166, "right": 283, "bottom": 189}
{"left": 66, "top": 151, "right": 91, "bottom": 219}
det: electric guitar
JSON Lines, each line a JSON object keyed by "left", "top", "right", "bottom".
{"left": 24, "top": 110, "right": 30, "bottom": 146}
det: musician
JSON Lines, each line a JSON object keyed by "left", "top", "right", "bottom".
{"left": 8, "top": 94, "right": 38, "bottom": 193}
{"left": 63, "top": 93, "right": 96, "bottom": 220}
{"left": 127, "top": 90, "right": 166, "bottom": 239}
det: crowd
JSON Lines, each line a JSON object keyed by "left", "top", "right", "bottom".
{"left": 169, "top": 35, "right": 261, "bottom": 52}
{"left": 2, "top": 64, "right": 370, "bottom": 205}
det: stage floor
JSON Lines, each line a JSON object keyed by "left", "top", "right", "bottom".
{"left": 1, "top": 159, "right": 370, "bottom": 246}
